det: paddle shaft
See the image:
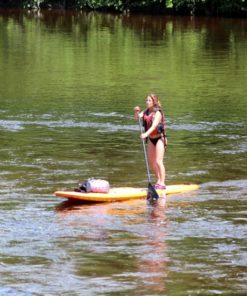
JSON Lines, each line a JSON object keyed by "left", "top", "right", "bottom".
{"left": 138, "top": 115, "right": 152, "bottom": 184}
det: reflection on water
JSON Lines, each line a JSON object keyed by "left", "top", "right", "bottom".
{"left": 0, "top": 9, "right": 247, "bottom": 295}
{"left": 56, "top": 198, "right": 168, "bottom": 294}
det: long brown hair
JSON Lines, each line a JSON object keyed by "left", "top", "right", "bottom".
{"left": 148, "top": 93, "right": 162, "bottom": 108}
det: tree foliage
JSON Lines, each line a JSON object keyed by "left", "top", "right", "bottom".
{"left": 0, "top": 0, "right": 246, "bottom": 16}
{"left": 172, "top": 0, "right": 247, "bottom": 16}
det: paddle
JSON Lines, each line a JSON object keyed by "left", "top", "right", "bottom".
{"left": 138, "top": 114, "right": 159, "bottom": 202}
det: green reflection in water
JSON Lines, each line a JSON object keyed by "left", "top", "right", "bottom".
{"left": 0, "top": 10, "right": 247, "bottom": 295}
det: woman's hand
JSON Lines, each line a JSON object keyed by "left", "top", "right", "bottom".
{"left": 140, "top": 132, "right": 148, "bottom": 139}
{"left": 134, "top": 106, "right": 141, "bottom": 113}
{"left": 134, "top": 106, "right": 142, "bottom": 120}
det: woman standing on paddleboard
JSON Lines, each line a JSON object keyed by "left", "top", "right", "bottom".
{"left": 134, "top": 94, "right": 167, "bottom": 189}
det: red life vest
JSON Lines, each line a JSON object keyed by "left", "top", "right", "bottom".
{"left": 143, "top": 108, "right": 166, "bottom": 137}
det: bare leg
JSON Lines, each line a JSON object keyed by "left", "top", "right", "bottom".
{"left": 147, "top": 140, "right": 159, "bottom": 179}
{"left": 155, "top": 139, "right": 165, "bottom": 185}
{"left": 147, "top": 140, "right": 160, "bottom": 181}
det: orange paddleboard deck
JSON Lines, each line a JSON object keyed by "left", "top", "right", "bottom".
{"left": 54, "top": 184, "right": 199, "bottom": 202}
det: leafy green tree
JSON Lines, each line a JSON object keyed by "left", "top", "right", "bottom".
{"left": 1, "top": 0, "right": 246, "bottom": 16}
{"left": 172, "top": 0, "right": 247, "bottom": 16}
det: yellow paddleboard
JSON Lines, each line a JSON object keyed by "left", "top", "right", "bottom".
{"left": 54, "top": 184, "right": 199, "bottom": 202}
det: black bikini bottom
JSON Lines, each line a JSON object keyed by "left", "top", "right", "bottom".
{"left": 149, "top": 137, "right": 162, "bottom": 146}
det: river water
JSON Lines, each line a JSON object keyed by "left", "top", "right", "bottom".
{"left": 0, "top": 9, "right": 247, "bottom": 295}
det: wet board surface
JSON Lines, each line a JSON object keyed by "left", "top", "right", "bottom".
{"left": 54, "top": 184, "right": 199, "bottom": 202}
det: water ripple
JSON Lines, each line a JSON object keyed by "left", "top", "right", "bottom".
{"left": 0, "top": 118, "right": 137, "bottom": 132}
{"left": 0, "top": 120, "right": 24, "bottom": 132}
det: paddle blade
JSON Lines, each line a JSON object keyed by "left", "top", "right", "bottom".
{"left": 147, "top": 183, "right": 159, "bottom": 203}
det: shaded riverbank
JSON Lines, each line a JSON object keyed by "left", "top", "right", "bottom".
{"left": 0, "top": 0, "right": 246, "bottom": 17}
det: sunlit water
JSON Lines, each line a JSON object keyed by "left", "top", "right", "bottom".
{"left": 0, "top": 10, "right": 247, "bottom": 295}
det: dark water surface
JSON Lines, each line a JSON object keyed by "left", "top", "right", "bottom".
{"left": 0, "top": 10, "right": 247, "bottom": 295}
